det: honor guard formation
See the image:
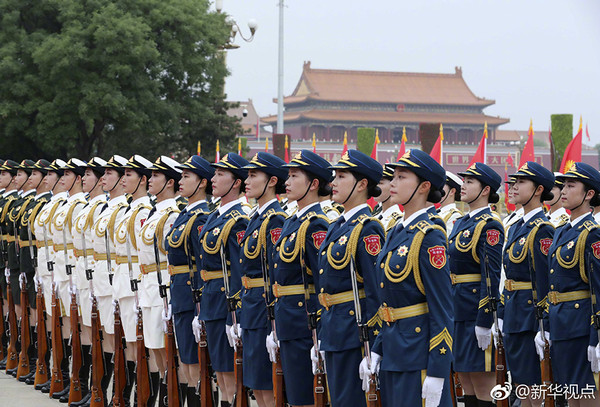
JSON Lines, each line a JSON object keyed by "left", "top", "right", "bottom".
{"left": 2, "top": 151, "right": 600, "bottom": 407}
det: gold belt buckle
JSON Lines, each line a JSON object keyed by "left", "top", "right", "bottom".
{"left": 379, "top": 306, "right": 393, "bottom": 323}
{"left": 450, "top": 274, "right": 457, "bottom": 285}
{"left": 272, "top": 283, "right": 281, "bottom": 298}
{"left": 548, "top": 291, "right": 558, "bottom": 305}
{"left": 318, "top": 293, "right": 331, "bottom": 310}
{"left": 505, "top": 280, "right": 514, "bottom": 291}
{"left": 241, "top": 276, "right": 250, "bottom": 289}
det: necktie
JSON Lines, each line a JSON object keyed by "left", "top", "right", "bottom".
{"left": 147, "top": 206, "right": 157, "bottom": 218}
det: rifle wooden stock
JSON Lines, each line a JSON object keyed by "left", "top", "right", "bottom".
{"left": 198, "top": 327, "right": 214, "bottom": 407}
{"left": 0, "top": 288, "right": 4, "bottom": 361}
{"left": 541, "top": 342, "right": 555, "bottom": 407}
{"left": 366, "top": 373, "right": 381, "bottom": 407}
{"left": 495, "top": 344, "right": 509, "bottom": 407}
{"left": 166, "top": 318, "right": 181, "bottom": 407}
{"left": 90, "top": 297, "right": 105, "bottom": 407}
{"left": 49, "top": 286, "right": 65, "bottom": 396}
{"left": 68, "top": 293, "right": 83, "bottom": 404}
{"left": 136, "top": 308, "right": 151, "bottom": 407}
{"left": 17, "top": 278, "right": 31, "bottom": 378}
{"left": 6, "top": 279, "right": 19, "bottom": 370}
{"left": 34, "top": 285, "right": 49, "bottom": 386}
{"left": 313, "top": 354, "right": 328, "bottom": 407}
{"left": 112, "top": 303, "right": 127, "bottom": 407}
{"left": 454, "top": 372, "right": 463, "bottom": 397}
{"left": 233, "top": 343, "right": 249, "bottom": 407}
{"left": 273, "top": 349, "right": 285, "bottom": 407}
{"left": 449, "top": 372, "right": 457, "bottom": 407}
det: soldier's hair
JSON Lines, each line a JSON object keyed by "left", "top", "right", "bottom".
{"left": 452, "top": 187, "right": 461, "bottom": 202}
{"left": 349, "top": 171, "right": 381, "bottom": 199}
{"left": 488, "top": 191, "right": 500, "bottom": 204}
{"left": 417, "top": 175, "right": 444, "bottom": 204}
{"left": 275, "top": 179, "right": 286, "bottom": 195}
{"left": 305, "top": 171, "right": 332, "bottom": 197}
{"left": 584, "top": 184, "right": 600, "bottom": 206}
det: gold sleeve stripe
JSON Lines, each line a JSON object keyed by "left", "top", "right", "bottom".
{"left": 429, "top": 327, "right": 453, "bottom": 352}
{"left": 478, "top": 296, "right": 490, "bottom": 309}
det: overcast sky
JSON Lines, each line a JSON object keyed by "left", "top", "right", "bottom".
{"left": 221, "top": 0, "right": 600, "bottom": 144}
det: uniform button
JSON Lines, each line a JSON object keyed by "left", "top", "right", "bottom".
{"left": 380, "top": 282, "right": 384, "bottom": 288}
{"left": 383, "top": 303, "right": 387, "bottom": 307}
{"left": 221, "top": 287, "right": 225, "bottom": 292}
{"left": 187, "top": 281, "right": 191, "bottom": 286}
{"left": 276, "top": 247, "right": 280, "bottom": 251}
{"left": 575, "top": 303, "right": 580, "bottom": 309}
{"left": 320, "top": 288, "right": 324, "bottom": 293}
{"left": 349, "top": 310, "right": 355, "bottom": 316}
{"left": 449, "top": 240, "right": 453, "bottom": 244}
{"left": 472, "top": 289, "right": 477, "bottom": 294}
{"left": 322, "top": 251, "right": 325, "bottom": 256}
{"left": 239, "top": 259, "right": 242, "bottom": 264}
{"left": 274, "top": 264, "right": 278, "bottom": 268}
{"left": 199, "top": 255, "right": 202, "bottom": 259}
{"left": 415, "top": 327, "right": 421, "bottom": 333}
{"left": 319, "top": 269, "right": 324, "bottom": 274}
{"left": 506, "top": 295, "right": 510, "bottom": 300}
{"left": 380, "top": 263, "right": 384, "bottom": 268}
{"left": 298, "top": 301, "right": 303, "bottom": 307}
{"left": 550, "top": 269, "right": 554, "bottom": 274}
{"left": 336, "top": 252, "right": 340, "bottom": 256}
{"left": 551, "top": 253, "right": 555, "bottom": 258}
{"left": 527, "top": 300, "right": 532, "bottom": 304}
{"left": 262, "top": 293, "right": 266, "bottom": 298}
{"left": 550, "top": 285, "right": 554, "bottom": 289}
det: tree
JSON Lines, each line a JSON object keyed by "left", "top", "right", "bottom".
{"left": 0, "top": 0, "right": 242, "bottom": 161}
{"left": 550, "top": 114, "right": 573, "bottom": 172}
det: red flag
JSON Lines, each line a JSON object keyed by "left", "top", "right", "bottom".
{"left": 397, "top": 127, "right": 407, "bottom": 161}
{"left": 342, "top": 131, "right": 348, "bottom": 155}
{"left": 560, "top": 117, "right": 583, "bottom": 173}
{"left": 586, "top": 123, "right": 591, "bottom": 142}
{"left": 429, "top": 124, "right": 444, "bottom": 164}
{"left": 469, "top": 122, "right": 488, "bottom": 166}
{"left": 519, "top": 120, "right": 535, "bottom": 166}
{"left": 504, "top": 164, "right": 516, "bottom": 212}
{"left": 507, "top": 152, "right": 514, "bottom": 167}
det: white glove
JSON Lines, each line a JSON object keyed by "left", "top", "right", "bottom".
{"left": 492, "top": 318, "right": 503, "bottom": 347}
{"left": 192, "top": 317, "right": 202, "bottom": 343}
{"left": 225, "top": 324, "right": 234, "bottom": 348}
{"left": 5, "top": 268, "right": 9, "bottom": 283}
{"left": 68, "top": 284, "right": 77, "bottom": 296}
{"left": 359, "top": 352, "right": 382, "bottom": 391}
{"left": 475, "top": 326, "right": 492, "bottom": 350}
{"left": 34, "top": 275, "right": 42, "bottom": 291}
{"left": 310, "top": 341, "right": 326, "bottom": 375}
{"left": 265, "top": 331, "right": 279, "bottom": 363}
{"left": 19, "top": 273, "right": 26, "bottom": 285}
{"left": 588, "top": 346, "right": 600, "bottom": 373}
{"left": 595, "top": 343, "right": 600, "bottom": 371}
{"left": 161, "top": 304, "right": 172, "bottom": 333}
{"left": 231, "top": 324, "right": 243, "bottom": 350}
{"left": 112, "top": 299, "right": 119, "bottom": 313}
{"left": 422, "top": 376, "right": 445, "bottom": 407}
{"left": 534, "top": 330, "right": 551, "bottom": 361}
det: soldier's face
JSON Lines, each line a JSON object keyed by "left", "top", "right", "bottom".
{"left": 27, "top": 170, "right": 44, "bottom": 190}
{"left": 179, "top": 169, "right": 202, "bottom": 198}
{"left": 285, "top": 168, "right": 311, "bottom": 202}
{"left": 0, "top": 171, "right": 12, "bottom": 189}
{"left": 60, "top": 170, "right": 76, "bottom": 190}
{"left": 211, "top": 168, "right": 237, "bottom": 198}
{"left": 102, "top": 169, "right": 121, "bottom": 191}
{"left": 244, "top": 169, "right": 269, "bottom": 199}
{"left": 82, "top": 169, "right": 99, "bottom": 193}
{"left": 390, "top": 168, "right": 419, "bottom": 205}
{"left": 461, "top": 176, "right": 485, "bottom": 203}
{"left": 561, "top": 180, "right": 591, "bottom": 210}
{"left": 15, "top": 169, "right": 29, "bottom": 189}
{"left": 148, "top": 171, "right": 168, "bottom": 196}
{"left": 512, "top": 178, "right": 537, "bottom": 206}
{"left": 122, "top": 169, "right": 143, "bottom": 194}
{"left": 331, "top": 170, "right": 359, "bottom": 204}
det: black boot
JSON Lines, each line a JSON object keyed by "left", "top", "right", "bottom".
{"left": 53, "top": 339, "right": 71, "bottom": 399}
{"left": 146, "top": 372, "right": 160, "bottom": 407}
{"left": 101, "top": 352, "right": 114, "bottom": 407}
{"left": 463, "top": 395, "right": 478, "bottom": 407}
{"left": 63, "top": 344, "right": 91, "bottom": 403}
{"left": 220, "top": 402, "right": 231, "bottom": 407}
{"left": 158, "top": 380, "right": 167, "bottom": 407}
{"left": 477, "top": 400, "right": 495, "bottom": 407}
{"left": 20, "top": 327, "right": 37, "bottom": 382}
{"left": 187, "top": 386, "right": 200, "bottom": 407}
{"left": 122, "top": 360, "right": 136, "bottom": 407}
{"left": 179, "top": 383, "right": 188, "bottom": 406}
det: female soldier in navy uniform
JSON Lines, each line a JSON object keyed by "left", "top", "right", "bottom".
{"left": 448, "top": 162, "right": 504, "bottom": 407}
{"left": 361, "top": 149, "right": 454, "bottom": 407}
{"left": 266, "top": 150, "right": 331, "bottom": 407}
{"left": 545, "top": 162, "right": 600, "bottom": 405}
{"left": 165, "top": 155, "right": 214, "bottom": 406}
{"left": 317, "top": 150, "right": 384, "bottom": 406}
{"left": 497, "top": 162, "right": 555, "bottom": 407}
{"left": 196, "top": 153, "right": 249, "bottom": 406}
{"left": 228, "top": 152, "right": 288, "bottom": 407}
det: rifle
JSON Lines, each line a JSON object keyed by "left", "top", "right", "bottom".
{"left": 64, "top": 226, "right": 82, "bottom": 404}
{"left": 17, "top": 221, "right": 32, "bottom": 379}
{"left": 154, "top": 235, "right": 181, "bottom": 407}
{"left": 350, "top": 257, "right": 380, "bottom": 407}
{"left": 188, "top": 239, "right": 213, "bottom": 407}
{"left": 529, "top": 242, "right": 554, "bottom": 406}
{"left": 1, "top": 225, "right": 18, "bottom": 371}
{"left": 127, "top": 235, "right": 150, "bottom": 407}
{"left": 220, "top": 245, "right": 249, "bottom": 407}
{"left": 0, "top": 227, "right": 5, "bottom": 362}
{"left": 260, "top": 246, "right": 285, "bottom": 407}
{"left": 483, "top": 253, "right": 508, "bottom": 407}
{"left": 83, "top": 224, "right": 105, "bottom": 407}
{"left": 31, "top": 219, "right": 49, "bottom": 386}
{"left": 299, "top": 247, "right": 327, "bottom": 407}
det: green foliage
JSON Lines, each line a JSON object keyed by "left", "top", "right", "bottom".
{"left": 0, "top": 0, "right": 242, "bottom": 160}
{"left": 239, "top": 137, "right": 248, "bottom": 159}
{"left": 357, "top": 128, "right": 375, "bottom": 155}
{"left": 551, "top": 114, "right": 573, "bottom": 171}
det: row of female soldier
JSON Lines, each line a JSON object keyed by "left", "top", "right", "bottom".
{"left": 3, "top": 147, "right": 600, "bottom": 407}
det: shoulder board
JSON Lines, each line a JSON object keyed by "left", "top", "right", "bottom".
{"left": 303, "top": 212, "right": 330, "bottom": 224}
{"left": 530, "top": 218, "right": 553, "bottom": 228}
{"left": 582, "top": 220, "right": 599, "bottom": 231}
{"left": 391, "top": 212, "right": 402, "bottom": 220}
{"left": 265, "top": 209, "right": 287, "bottom": 220}
{"left": 228, "top": 210, "right": 249, "bottom": 222}
{"left": 189, "top": 207, "right": 207, "bottom": 215}
{"left": 323, "top": 206, "right": 339, "bottom": 214}
{"left": 355, "top": 214, "right": 384, "bottom": 230}
{"left": 409, "top": 220, "right": 435, "bottom": 233}
{"left": 475, "top": 213, "right": 495, "bottom": 222}
{"left": 428, "top": 212, "right": 443, "bottom": 221}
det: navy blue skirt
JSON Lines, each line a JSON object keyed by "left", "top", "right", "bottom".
{"left": 173, "top": 310, "right": 198, "bottom": 365}
{"left": 325, "top": 347, "right": 366, "bottom": 407}
{"left": 242, "top": 326, "right": 273, "bottom": 390}
{"left": 504, "top": 331, "right": 541, "bottom": 385}
{"left": 552, "top": 336, "right": 596, "bottom": 392}
{"left": 205, "top": 319, "right": 234, "bottom": 372}
{"left": 380, "top": 369, "right": 453, "bottom": 407}
{"left": 454, "top": 320, "right": 495, "bottom": 372}
{"left": 279, "top": 337, "right": 314, "bottom": 405}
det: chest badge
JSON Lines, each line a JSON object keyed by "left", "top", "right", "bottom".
{"left": 397, "top": 245, "right": 408, "bottom": 257}
{"left": 567, "top": 240, "right": 574, "bottom": 250}
{"left": 252, "top": 230, "right": 259, "bottom": 239}
{"left": 289, "top": 232, "right": 296, "bottom": 242}
{"left": 338, "top": 235, "right": 348, "bottom": 246}
{"left": 463, "top": 230, "right": 471, "bottom": 238}
{"left": 212, "top": 227, "right": 221, "bottom": 236}
{"left": 519, "top": 237, "right": 526, "bottom": 246}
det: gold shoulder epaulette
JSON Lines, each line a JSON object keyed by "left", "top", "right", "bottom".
{"left": 410, "top": 220, "right": 433, "bottom": 233}
{"left": 229, "top": 210, "right": 250, "bottom": 222}
{"left": 356, "top": 213, "right": 384, "bottom": 229}
{"left": 582, "top": 220, "right": 599, "bottom": 231}
{"left": 266, "top": 210, "right": 287, "bottom": 220}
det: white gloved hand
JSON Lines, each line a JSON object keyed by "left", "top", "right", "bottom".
{"left": 422, "top": 376, "right": 445, "bottom": 407}
{"left": 225, "top": 324, "right": 234, "bottom": 348}
{"left": 492, "top": 318, "right": 503, "bottom": 347}
{"left": 265, "top": 331, "right": 279, "bottom": 363}
{"left": 588, "top": 346, "right": 600, "bottom": 373}
{"left": 310, "top": 341, "right": 326, "bottom": 375}
{"left": 68, "top": 284, "right": 77, "bottom": 296}
{"left": 230, "top": 324, "right": 242, "bottom": 350}
{"left": 359, "top": 356, "right": 372, "bottom": 392}
{"left": 192, "top": 317, "right": 202, "bottom": 343}
{"left": 475, "top": 326, "right": 492, "bottom": 350}
{"left": 34, "top": 275, "right": 42, "bottom": 291}
{"left": 19, "top": 273, "right": 26, "bottom": 285}
{"left": 112, "top": 299, "right": 119, "bottom": 313}
{"left": 5, "top": 268, "right": 10, "bottom": 283}
{"left": 161, "top": 304, "right": 172, "bottom": 333}
{"left": 534, "top": 330, "right": 551, "bottom": 361}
